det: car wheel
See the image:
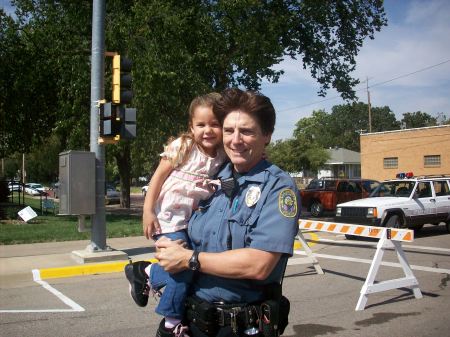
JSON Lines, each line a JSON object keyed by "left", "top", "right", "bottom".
{"left": 310, "top": 201, "right": 323, "bottom": 217}
{"left": 385, "top": 214, "right": 404, "bottom": 228}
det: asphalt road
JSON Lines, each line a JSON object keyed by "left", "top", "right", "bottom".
{"left": 1, "top": 222, "right": 449, "bottom": 337}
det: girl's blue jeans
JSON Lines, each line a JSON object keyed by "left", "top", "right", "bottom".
{"left": 151, "top": 230, "right": 193, "bottom": 319}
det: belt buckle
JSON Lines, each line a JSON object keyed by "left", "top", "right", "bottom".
{"left": 216, "top": 307, "right": 226, "bottom": 326}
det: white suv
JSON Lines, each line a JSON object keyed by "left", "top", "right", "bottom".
{"left": 336, "top": 174, "right": 450, "bottom": 231}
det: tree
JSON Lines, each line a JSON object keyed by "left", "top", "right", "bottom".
{"left": 1, "top": 2, "right": 92, "bottom": 157}
{"left": 401, "top": 111, "right": 437, "bottom": 129}
{"left": 267, "top": 136, "right": 329, "bottom": 174}
{"left": 293, "top": 102, "right": 399, "bottom": 152}
{"left": 2, "top": 0, "right": 387, "bottom": 205}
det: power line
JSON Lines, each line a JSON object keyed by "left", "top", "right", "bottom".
{"left": 278, "top": 59, "right": 450, "bottom": 113}
{"left": 369, "top": 59, "right": 450, "bottom": 89}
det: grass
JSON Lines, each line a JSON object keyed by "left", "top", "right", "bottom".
{"left": 0, "top": 193, "right": 143, "bottom": 245}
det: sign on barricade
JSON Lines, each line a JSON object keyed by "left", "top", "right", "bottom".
{"left": 295, "top": 220, "right": 423, "bottom": 311}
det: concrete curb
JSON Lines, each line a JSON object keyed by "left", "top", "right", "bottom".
{"left": 31, "top": 236, "right": 314, "bottom": 280}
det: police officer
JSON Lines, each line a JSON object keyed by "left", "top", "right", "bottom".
{"left": 156, "top": 88, "right": 300, "bottom": 337}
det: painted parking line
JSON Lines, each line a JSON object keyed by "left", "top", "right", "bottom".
{"left": 291, "top": 251, "right": 450, "bottom": 274}
{"left": 315, "top": 237, "right": 450, "bottom": 253}
{"left": 293, "top": 235, "right": 450, "bottom": 274}
{"left": 0, "top": 270, "right": 85, "bottom": 313}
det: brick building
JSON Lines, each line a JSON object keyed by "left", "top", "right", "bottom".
{"left": 360, "top": 125, "right": 450, "bottom": 181}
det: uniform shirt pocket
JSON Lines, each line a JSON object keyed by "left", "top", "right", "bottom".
{"left": 227, "top": 200, "right": 256, "bottom": 249}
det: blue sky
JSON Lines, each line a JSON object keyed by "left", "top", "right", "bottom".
{"left": 261, "top": 0, "right": 450, "bottom": 140}
{"left": 2, "top": 0, "right": 449, "bottom": 141}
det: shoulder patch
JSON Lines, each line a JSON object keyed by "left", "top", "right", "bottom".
{"left": 278, "top": 188, "right": 298, "bottom": 217}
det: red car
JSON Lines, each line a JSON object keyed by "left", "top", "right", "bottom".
{"left": 300, "top": 178, "right": 380, "bottom": 217}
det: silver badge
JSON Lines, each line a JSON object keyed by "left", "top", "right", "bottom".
{"left": 245, "top": 186, "right": 261, "bottom": 207}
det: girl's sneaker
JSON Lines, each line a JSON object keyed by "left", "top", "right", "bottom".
{"left": 156, "top": 319, "right": 190, "bottom": 337}
{"left": 124, "top": 260, "right": 151, "bottom": 307}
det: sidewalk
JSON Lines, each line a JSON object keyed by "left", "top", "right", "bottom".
{"left": 0, "top": 236, "right": 156, "bottom": 285}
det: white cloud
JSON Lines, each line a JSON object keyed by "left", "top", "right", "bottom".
{"left": 263, "top": 0, "right": 450, "bottom": 141}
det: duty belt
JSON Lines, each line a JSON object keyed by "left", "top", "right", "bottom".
{"left": 216, "top": 303, "right": 259, "bottom": 329}
{"left": 186, "top": 296, "right": 260, "bottom": 334}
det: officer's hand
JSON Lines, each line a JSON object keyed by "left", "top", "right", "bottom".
{"left": 142, "top": 211, "right": 161, "bottom": 240}
{"left": 155, "top": 243, "right": 191, "bottom": 273}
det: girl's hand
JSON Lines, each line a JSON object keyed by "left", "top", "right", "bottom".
{"left": 142, "top": 211, "right": 161, "bottom": 240}
{"left": 155, "top": 237, "right": 187, "bottom": 248}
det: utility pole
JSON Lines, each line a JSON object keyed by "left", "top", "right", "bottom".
{"left": 73, "top": 0, "right": 127, "bottom": 262}
{"left": 366, "top": 76, "right": 372, "bottom": 133}
{"left": 89, "top": 0, "right": 107, "bottom": 251}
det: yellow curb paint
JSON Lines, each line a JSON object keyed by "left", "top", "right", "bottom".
{"left": 38, "top": 258, "right": 158, "bottom": 280}
{"left": 294, "top": 232, "right": 319, "bottom": 249}
{"left": 38, "top": 233, "right": 322, "bottom": 280}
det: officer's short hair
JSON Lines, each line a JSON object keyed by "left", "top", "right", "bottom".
{"left": 213, "top": 88, "right": 275, "bottom": 136}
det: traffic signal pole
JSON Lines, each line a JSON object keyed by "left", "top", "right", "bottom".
{"left": 89, "top": 0, "right": 107, "bottom": 251}
{"left": 73, "top": 0, "right": 128, "bottom": 262}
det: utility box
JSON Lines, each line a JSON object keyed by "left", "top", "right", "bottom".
{"left": 59, "top": 151, "right": 95, "bottom": 215}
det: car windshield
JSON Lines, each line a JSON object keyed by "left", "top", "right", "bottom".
{"left": 361, "top": 180, "right": 380, "bottom": 193}
{"left": 369, "top": 181, "right": 415, "bottom": 197}
{"left": 306, "top": 179, "right": 335, "bottom": 190}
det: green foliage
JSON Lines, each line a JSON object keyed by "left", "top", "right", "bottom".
{"left": 266, "top": 101, "right": 402, "bottom": 174}
{"left": 401, "top": 111, "right": 438, "bottom": 128}
{"left": 267, "top": 137, "right": 329, "bottom": 173}
{"left": 1, "top": 1, "right": 387, "bottom": 189}
{"left": 293, "top": 102, "right": 400, "bottom": 152}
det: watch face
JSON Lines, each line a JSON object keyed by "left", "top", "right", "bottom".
{"left": 189, "top": 261, "right": 199, "bottom": 271}
{"left": 189, "top": 251, "right": 200, "bottom": 271}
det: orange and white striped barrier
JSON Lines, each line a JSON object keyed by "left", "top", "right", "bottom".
{"left": 299, "top": 220, "right": 414, "bottom": 242}
{"left": 295, "top": 220, "right": 422, "bottom": 311}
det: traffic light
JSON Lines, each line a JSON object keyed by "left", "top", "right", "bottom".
{"left": 118, "top": 106, "right": 137, "bottom": 139}
{"left": 112, "top": 55, "right": 133, "bottom": 104}
{"left": 99, "top": 102, "right": 120, "bottom": 141}
{"left": 99, "top": 53, "right": 137, "bottom": 144}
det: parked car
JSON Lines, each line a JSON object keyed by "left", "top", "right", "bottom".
{"left": 8, "top": 181, "right": 22, "bottom": 192}
{"left": 336, "top": 173, "right": 450, "bottom": 231}
{"left": 105, "top": 187, "right": 120, "bottom": 204}
{"left": 300, "top": 177, "right": 380, "bottom": 217}
{"left": 24, "top": 183, "right": 46, "bottom": 196}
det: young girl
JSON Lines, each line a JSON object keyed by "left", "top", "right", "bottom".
{"left": 125, "top": 93, "right": 226, "bottom": 337}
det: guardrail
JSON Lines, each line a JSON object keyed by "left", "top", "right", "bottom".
{"left": 295, "top": 220, "right": 422, "bottom": 311}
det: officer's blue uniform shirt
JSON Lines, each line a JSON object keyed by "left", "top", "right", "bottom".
{"left": 188, "top": 159, "right": 301, "bottom": 304}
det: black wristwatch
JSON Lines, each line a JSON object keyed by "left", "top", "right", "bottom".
{"left": 188, "top": 250, "right": 201, "bottom": 271}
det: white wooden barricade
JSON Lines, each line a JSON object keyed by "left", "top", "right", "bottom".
{"left": 293, "top": 230, "right": 324, "bottom": 274}
{"left": 295, "top": 220, "right": 423, "bottom": 311}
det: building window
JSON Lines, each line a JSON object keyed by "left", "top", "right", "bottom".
{"left": 424, "top": 155, "right": 441, "bottom": 167}
{"left": 383, "top": 157, "right": 398, "bottom": 169}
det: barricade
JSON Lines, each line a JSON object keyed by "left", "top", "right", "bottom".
{"left": 295, "top": 220, "right": 423, "bottom": 311}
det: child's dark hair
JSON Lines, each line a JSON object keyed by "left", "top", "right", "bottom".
{"left": 166, "top": 92, "right": 222, "bottom": 167}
